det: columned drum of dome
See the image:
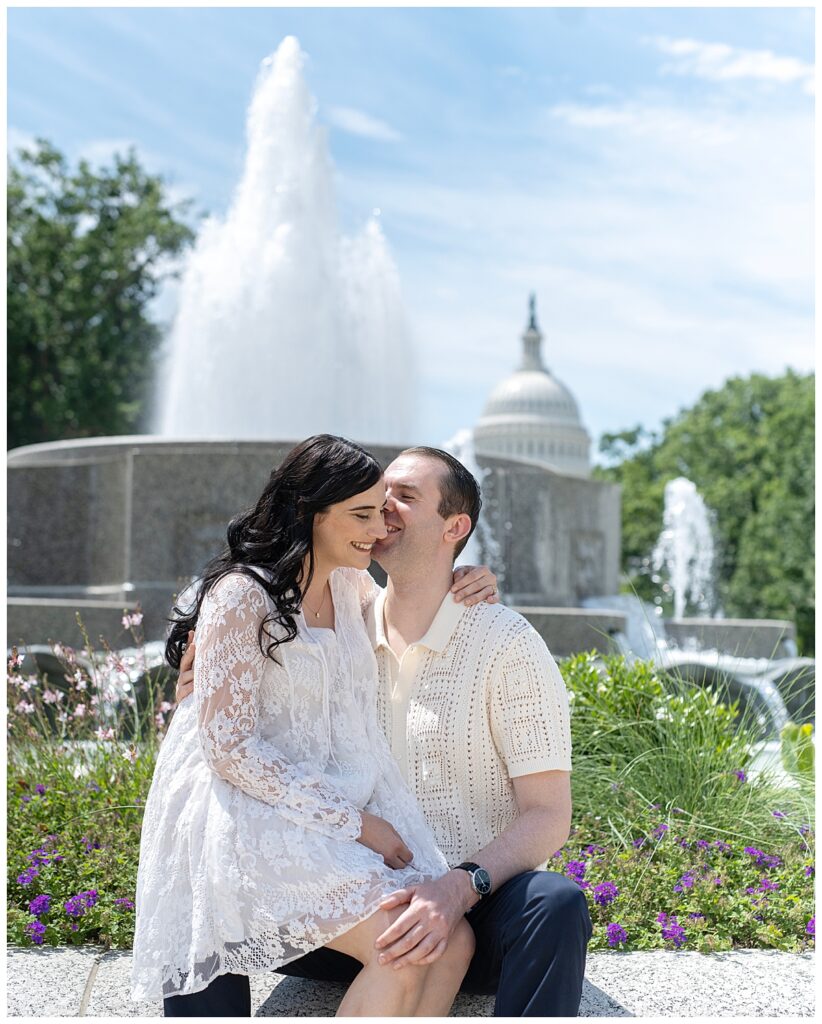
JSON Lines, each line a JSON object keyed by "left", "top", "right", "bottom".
{"left": 474, "top": 295, "right": 591, "bottom": 478}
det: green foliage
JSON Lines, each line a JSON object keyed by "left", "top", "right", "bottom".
{"left": 7, "top": 139, "right": 195, "bottom": 449}
{"left": 594, "top": 371, "right": 815, "bottom": 654}
{"left": 780, "top": 722, "right": 815, "bottom": 779}
{"left": 8, "top": 642, "right": 814, "bottom": 953}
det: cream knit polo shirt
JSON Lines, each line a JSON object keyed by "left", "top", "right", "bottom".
{"left": 365, "top": 588, "right": 572, "bottom": 867}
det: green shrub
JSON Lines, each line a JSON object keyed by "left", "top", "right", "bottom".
{"left": 7, "top": 640, "right": 815, "bottom": 953}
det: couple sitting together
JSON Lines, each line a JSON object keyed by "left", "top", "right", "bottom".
{"left": 130, "top": 436, "right": 592, "bottom": 1017}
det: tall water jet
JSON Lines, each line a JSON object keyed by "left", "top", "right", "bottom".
{"left": 157, "top": 36, "right": 415, "bottom": 443}
{"left": 652, "top": 477, "right": 718, "bottom": 619}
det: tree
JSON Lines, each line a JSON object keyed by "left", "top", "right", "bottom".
{"left": 7, "top": 140, "right": 195, "bottom": 449}
{"left": 594, "top": 370, "right": 815, "bottom": 655}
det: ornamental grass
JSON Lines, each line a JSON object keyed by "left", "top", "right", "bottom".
{"left": 6, "top": 629, "right": 815, "bottom": 953}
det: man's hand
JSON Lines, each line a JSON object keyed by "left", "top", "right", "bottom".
{"left": 357, "top": 811, "right": 415, "bottom": 870}
{"left": 174, "top": 631, "right": 196, "bottom": 704}
{"left": 373, "top": 870, "right": 477, "bottom": 969}
{"left": 451, "top": 565, "right": 500, "bottom": 606}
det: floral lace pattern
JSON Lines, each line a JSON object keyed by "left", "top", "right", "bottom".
{"left": 131, "top": 568, "right": 447, "bottom": 1001}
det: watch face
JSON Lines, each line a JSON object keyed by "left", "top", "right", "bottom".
{"left": 474, "top": 868, "right": 492, "bottom": 896}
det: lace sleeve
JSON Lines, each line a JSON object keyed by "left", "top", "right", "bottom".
{"left": 336, "top": 567, "right": 382, "bottom": 618}
{"left": 195, "top": 572, "right": 363, "bottom": 840}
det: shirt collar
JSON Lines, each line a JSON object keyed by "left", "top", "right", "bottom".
{"left": 372, "top": 587, "right": 467, "bottom": 655}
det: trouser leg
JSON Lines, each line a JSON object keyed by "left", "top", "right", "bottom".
{"left": 275, "top": 945, "right": 362, "bottom": 984}
{"left": 461, "top": 869, "right": 592, "bottom": 1017}
{"left": 163, "top": 972, "right": 251, "bottom": 1017}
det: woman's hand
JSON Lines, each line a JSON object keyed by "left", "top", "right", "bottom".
{"left": 357, "top": 811, "right": 415, "bottom": 870}
{"left": 174, "top": 631, "right": 196, "bottom": 704}
{"left": 451, "top": 565, "right": 499, "bottom": 606}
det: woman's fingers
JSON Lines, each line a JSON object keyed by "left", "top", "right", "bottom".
{"left": 451, "top": 566, "right": 498, "bottom": 603}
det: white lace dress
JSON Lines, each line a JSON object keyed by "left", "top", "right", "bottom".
{"left": 131, "top": 567, "right": 448, "bottom": 1001}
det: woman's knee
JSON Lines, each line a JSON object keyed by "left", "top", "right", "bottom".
{"left": 444, "top": 919, "right": 476, "bottom": 970}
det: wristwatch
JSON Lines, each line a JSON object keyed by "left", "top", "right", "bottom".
{"left": 455, "top": 862, "right": 492, "bottom": 899}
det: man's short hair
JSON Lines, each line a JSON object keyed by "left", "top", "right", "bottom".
{"left": 400, "top": 446, "right": 482, "bottom": 560}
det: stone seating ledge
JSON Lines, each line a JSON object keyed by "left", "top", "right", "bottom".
{"left": 5, "top": 946, "right": 815, "bottom": 1017}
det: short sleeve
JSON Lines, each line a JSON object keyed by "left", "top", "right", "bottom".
{"left": 489, "top": 626, "right": 573, "bottom": 777}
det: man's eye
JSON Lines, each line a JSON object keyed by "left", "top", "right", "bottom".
{"left": 401, "top": 495, "right": 414, "bottom": 501}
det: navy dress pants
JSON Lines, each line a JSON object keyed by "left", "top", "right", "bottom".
{"left": 162, "top": 870, "right": 592, "bottom": 1017}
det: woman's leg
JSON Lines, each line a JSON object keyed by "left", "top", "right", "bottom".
{"left": 411, "top": 918, "right": 475, "bottom": 1017}
{"left": 324, "top": 906, "right": 431, "bottom": 1017}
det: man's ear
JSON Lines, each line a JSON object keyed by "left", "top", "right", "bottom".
{"left": 443, "top": 513, "right": 472, "bottom": 548}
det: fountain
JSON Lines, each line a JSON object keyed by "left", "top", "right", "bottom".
{"left": 157, "top": 36, "right": 415, "bottom": 445}
{"left": 651, "top": 477, "right": 717, "bottom": 619}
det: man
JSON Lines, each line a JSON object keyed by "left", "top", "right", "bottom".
{"left": 176, "top": 447, "right": 591, "bottom": 1016}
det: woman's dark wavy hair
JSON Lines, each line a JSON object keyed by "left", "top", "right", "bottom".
{"left": 165, "top": 434, "right": 382, "bottom": 669}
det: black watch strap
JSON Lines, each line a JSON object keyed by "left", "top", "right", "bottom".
{"left": 455, "top": 861, "right": 492, "bottom": 898}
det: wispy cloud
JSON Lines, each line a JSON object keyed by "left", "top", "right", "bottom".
{"left": 327, "top": 106, "right": 402, "bottom": 142}
{"left": 649, "top": 35, "right": 814, "bottom": 95}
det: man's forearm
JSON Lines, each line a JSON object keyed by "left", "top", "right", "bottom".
{"left": 457, "top": 807, "right": 571, "bottom": 908}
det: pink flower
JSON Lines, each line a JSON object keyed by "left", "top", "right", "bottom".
{"left": 95, "top": 726, "right": 115, "bottom": 741}
{"left": 73, "top": 704, "right": 87, "bottom": 719}
{"left": 159, "top": 701, "right": 173, "bottom": 713}
{"left": 15, "top": 701, "right": 35, "bottom": 715}
{"left": 123, "top": 747, "right": 139, "bottom": 764}
{"left": 42, "top": 690, "right": 62, "bottom": 705}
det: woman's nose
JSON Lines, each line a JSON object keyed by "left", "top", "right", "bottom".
{"left": 371, "top": 516, "right": 388, "bottom": 539}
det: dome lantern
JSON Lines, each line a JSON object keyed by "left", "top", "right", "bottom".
{"left": 473, "top": 294, "right": 591, "bottom": 478}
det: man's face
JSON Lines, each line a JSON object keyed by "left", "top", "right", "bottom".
{"left": 372, "top": 454, "right": 449, "bottom": 575}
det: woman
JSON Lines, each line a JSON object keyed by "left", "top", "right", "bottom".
{"left": 131, "top": 435, "right": 495, "bottom": 1016}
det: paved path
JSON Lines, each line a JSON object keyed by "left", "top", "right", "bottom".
{"left": 6, "top": 946, "right": 815, "bottom": 1017}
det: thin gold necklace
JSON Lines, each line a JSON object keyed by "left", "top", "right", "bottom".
{"left": 303, "top": 583, "right": 330, "bottom": 620}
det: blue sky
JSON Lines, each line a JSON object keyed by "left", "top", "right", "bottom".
{"left": 7, "top": 6, "right": 815, "bottom": 457}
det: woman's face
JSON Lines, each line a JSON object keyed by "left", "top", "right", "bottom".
{"left": 311, "top": 478, "right": 388, "bottom": 573}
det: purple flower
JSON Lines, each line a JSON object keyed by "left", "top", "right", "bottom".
{"left": 713, "top": 840, "right": 732, "bottom": 854}
{"left": 734, "top": 770, "right": 747, "bottom": 782}
{"left": 64, "top": 889, "right": 98, "bottom": 918}
{"left": 758, "top": 878, "right": 780, "bottom": 892}
{"left": 804, "top": 865, "right": 814, "bottom": 878}
{"left": 28, "top": 894, "right": 51, "bottom": 916}
{"left": 20, "top": 796, "right": 31, "bottom": 805}
{"left": 34, "top": 784, "right": 46, "bottom": 795}
{"left": 771, "top": 810, "right": 786, "bottom": 819}
{"left": 656, "top": 911, "right": 668, "bottom": 924}
{"left": 27, "top": 848, "right": 52, "bottom": 868}
{"left": 17, "top": 867, "right": 39, "bottom": 886}
{"left": 659, "top": 914, "right": 688, "bottom": 948}
{"left": 652, "top": 823, "right": 669, "bottom": 840}
{"left": 632, "top": 836, "right": 647, "bottom": 849}
{"left": 687, "top": 913, "right": 705, "bottom": 920}
{"left": 807, "top": 918, "right": 815, "bottom": 937}
{"left": 743, "top": 847, "right": 782, "bottom": 870}
{"left": 70, "top": 922, "right": 79, "bottom": 932}
{"left": 80, "top": 836, "right": 101, "bottom": 854}
{"left": 565, "top": 860, "right": 587, "bottom": 884}
{"left": 695, "top": 840, "right": 710, "bottom": 850}
{"left": 674, "top": 872, "right": 696, "bottom": 893}
{"left": 712, "top": 877, "right": 723, "bottom": 886}
{"left": 593, "top": 882, "right": 619, "bottom": 907}
{"left": 606, "top": 922, "right": 627, "bottom": 947}
{"left": 25, "top": 919, "right": 46, "bottom": 945}
{"left": 114, "top": 898, "right": 135, "bottom": 910}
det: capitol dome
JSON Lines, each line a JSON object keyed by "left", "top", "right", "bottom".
{"left": 473, "top": 295, "right": 591, "bottom": 477}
